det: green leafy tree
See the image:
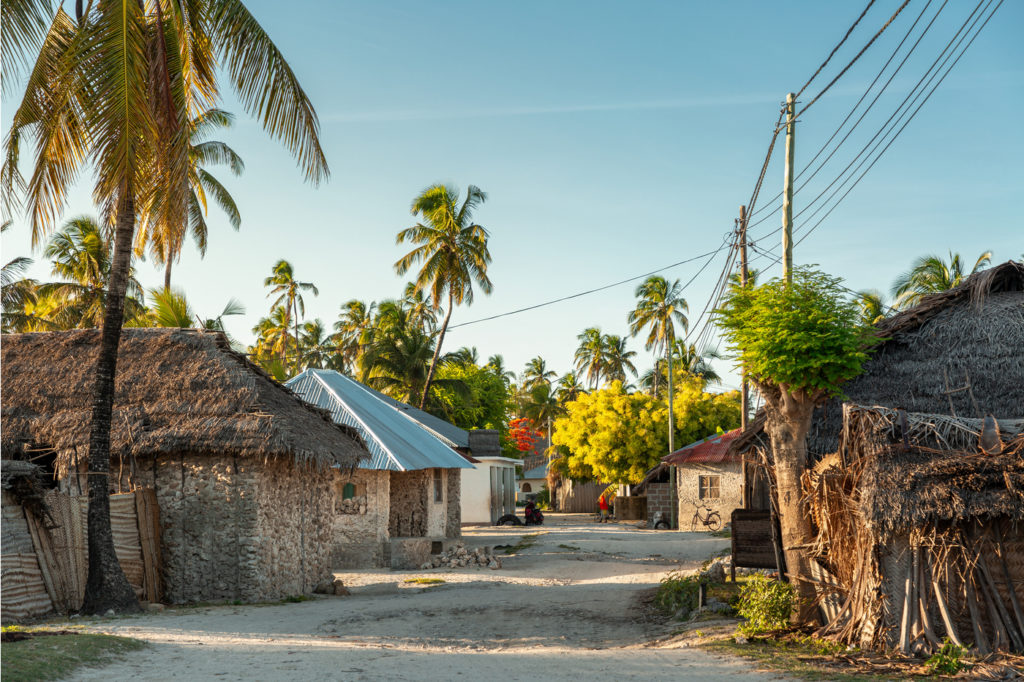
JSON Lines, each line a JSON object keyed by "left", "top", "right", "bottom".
{"left": 716, "top": 267, "right": 875, "bottom": 624}
{"left": 264, "top": 259, "right": 318, "bottom": 372}
{"left": 628, "top": 275, "right": 688, "bottom": 451}
{"left": 394, "top": 184, "right": 493, "bottom": 409}
{"left": 433, "top": 362, "right": 510, "bottom": 433}
{"left": 891, "top": 250, "right": 992, "bottom": 308}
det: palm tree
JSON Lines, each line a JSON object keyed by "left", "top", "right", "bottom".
{"left": 602, "top": 335, "right": 638, "bottom": 385}
{"left": 628, "top": 275, "right": 688, "bottom": 452}
{"left": 128, "top": 288, "right": 194, "bottom": 328}
{"left": 555, "top": 371, "right": 586, "bottom": 404}
{"left": 252, "top": 305, "right": 293, "bottom": 371}
{"left": 3, "top": 0, "right": 328, "bottom": 615}
{"left": 137, "top": 108, "right": 245, "bottom": 290}
{"left": 333, "top": 299, "right": 376, "bottom": 373}
{"left": 298, "top": 319, "right": 332, "bottom": 370}
{"left": 264, "top": 260, "right": 318, "bottom": 372}
{"left": 485, "top": 354, "right": 516, "bottom": 385}
{"left": 39, "top": 216, "right": 144, "bottom": 329}
{"left": 523, "top": 383, "right": 565, "bottom": 455}
{"left": 1, "top": 221, "right": 39, "bottom": 330}
{"left": 400, "top": 281, "right": 437, "bottom": 332}
{"left": 891, "top": 250, "right": 993, "bottom": 308}
{"left": 857, "top": 289, "right": 890, "bottom": 326}
{"left": 673, "top": 341, "right": 722, "bottom": 387}
{"left": 523, "top": 356, "right": 557, "bottom": 389}
{"left": 447, "top": 346, "right": 479, "bottom": 367}
{"left": 574, "top": 327, "right": 608, "bottom": 390}
{"left": 394, "top": 184, "right": 493, "bottom": 409}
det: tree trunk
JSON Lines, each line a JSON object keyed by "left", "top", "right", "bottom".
{"left": 419, "top": 292, "right": 453, "bottom": 409}
{"left": 81, "top": 185, "right": 142, "bottom": 616}
{"left": 762, "top": 383, "right": 820, "bottom": 625}
{"left": 163, "top": 256, "right": 172, "bottom": 291}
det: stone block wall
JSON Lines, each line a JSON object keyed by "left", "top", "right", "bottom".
{"left": 445, "top": 468, "right": 461, "bottom": 538}
{"left": 128, "top": 453, "right": 334, "bottom": 603}
{"left": 646, "top": 481, "right": 674, "bottom": 525}
{"left": 389, "top": 470, "right": 428, "bottom": 537}
{"left": 330, "top": 468, "right": 389, "bottom": 568}
{"left": 676, "top": 460, "right": 743, "bottom": 530}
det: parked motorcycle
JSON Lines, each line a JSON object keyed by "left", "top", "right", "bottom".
{"left": 495, "top": 500, "right": 545, "bottom": 526}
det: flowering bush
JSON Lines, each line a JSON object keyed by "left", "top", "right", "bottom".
{"left": 508, "top": 417, "right": 544, "bottom": 452}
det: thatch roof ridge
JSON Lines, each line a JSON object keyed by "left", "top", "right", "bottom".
{"left": 1, "top": 329, "right": 368, "bottom": 468}
{"left": 841, "top": 404, "right": 1024, "bottom": 540}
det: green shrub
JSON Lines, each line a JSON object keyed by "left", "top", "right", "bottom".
{"left": 655, "top": 571, "right": 702, "bottom": 617}
{"left": 534, "top": 487, "right": 551, "bottom": 509}
{"left": 736, "top": 575, "right": 795, "bottom": 634}
{"left": 925, "top": 639, "right": 967, "bottom": 675}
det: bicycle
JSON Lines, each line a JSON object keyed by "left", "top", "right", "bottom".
{"left": 690, "top": 503, "right": 722, "bottom": 532}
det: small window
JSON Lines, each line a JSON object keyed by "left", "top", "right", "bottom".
{"left": 521, "top": 482, "right": 532, "bottom": 493}
{"left": 699, "top": 475, "right": 721, "bottom": 500}
{"left": 342, "top": 482, "right": 356, "bottom": 500}
{"left": 433, "top": 469, "right": 443, "bottom": 502}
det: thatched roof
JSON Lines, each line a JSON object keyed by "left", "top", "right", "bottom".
{"left": 1, "top": 329, "right": 368, "bottom": 469}
{"left": 731, "top": 260, "right": 1024, "bottom": 460}
{"left": 840, "top": 405, "right": 1024, "bottom": 541}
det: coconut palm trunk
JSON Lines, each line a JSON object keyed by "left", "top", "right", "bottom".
{"left": 164, "top": 258, "right": 172, "bottom": 291}
{"left": 419, "top": 291, "right": 453, "bottom": 409}
{"left": 81, "top": 186, "right": 141, "bottom": 615}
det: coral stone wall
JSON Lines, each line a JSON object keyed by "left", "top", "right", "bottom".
{"left": 389, "top": 470, "right": 428, "bottom": 537}
{"left": 445, "top": 468, "right": 461, "bottom": 538}
{"left": 675, "top": 460, "right": 743, "bottom": 530}
{"left": 123, "top": 453, "right": 334, "bottom": 603}
{"left": 330, "top": 468, "right": 390, "bottom": 568}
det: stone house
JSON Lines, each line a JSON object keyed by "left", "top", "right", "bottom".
{"left": 287, "top": 370, "right": 472, "bottom": 567}
{"left": 0, "top": 329, "right": 368, "bottom": 604}
{"left": 664, "top": 429, "right": 743, "bottom": 531}
{"left": 518, "top": 454, "right": 547, "bottom": 498}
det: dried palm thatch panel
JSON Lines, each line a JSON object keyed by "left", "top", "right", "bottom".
{"left": 812, "top": 404, "right": 1024, "bottom": 655}
{"left": 1, "top": 329, "right": 370, "bottom": 604}
{"left": 1, "top": 491, "right": 54, "bottom": 622}
{"left": 730, "top": 260, "right": 1024, "bottom": 467}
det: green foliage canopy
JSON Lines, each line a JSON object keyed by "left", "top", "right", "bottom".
{"left": 432, "top": 362, "right": 510, "bottom": 433}
{"left": 715, "top": 267, "right": 875, "bottom": 397}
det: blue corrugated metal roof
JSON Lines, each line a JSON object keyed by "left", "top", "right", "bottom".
{"left": 352, "top": 383, "right": 469, "bottom": 449}
{"left": 286, "top": 370, "right": 473, "bottom": 471}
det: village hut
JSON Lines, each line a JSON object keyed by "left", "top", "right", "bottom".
{"left": 809, "top": 404, "right": 1024, "bottom": 655}
{"left": 731, "top": 260, "right": 1024, "bottom": 496}
{"left": 286, "top": 369, "right": 473, "bottom": 567}
{"left": 1, "top": 329, "right": 368, "bottom": 604}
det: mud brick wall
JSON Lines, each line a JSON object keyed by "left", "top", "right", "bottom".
{"left": 389, "top": 470, "right": 429, "bottom": 537}
{"left": 646, "top": 482, "right": 674, "bottom": 525}
{"left": 445, "top": 468, "right": 461, "bottom": 538}
{"left": 331, "top": 468, "right": 390, "bottom": 568}
{"left": 129, "top": 453, "right": 334, "bottom": 603}
{"left": 675, "top": 460, "right": 743, "bottom": 530}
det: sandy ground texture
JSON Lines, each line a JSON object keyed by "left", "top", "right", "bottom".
{"left": 69, "top": 514, "right": 790, "bottom": 681}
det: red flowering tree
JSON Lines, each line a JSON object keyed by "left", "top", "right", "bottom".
{"left": 507, "top": 417, "right": 544, "bottom": 453}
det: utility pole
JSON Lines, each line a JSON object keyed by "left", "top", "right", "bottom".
{"left": 781, "top": 92, "right": 796, "bottom": 282}
{"left": 667, "top": 344, "right": 676, "bottom": 530}
{"left": 738, "top": 205, "right": 749, "bottom": 432}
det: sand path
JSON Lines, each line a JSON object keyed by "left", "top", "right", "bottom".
{"left": 70, "top": 514, "right": 788, "bottom": 681}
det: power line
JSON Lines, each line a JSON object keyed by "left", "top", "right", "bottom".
{"left": 800, "top": 0, "right": 913, "bottom": 116}
{"left": 446, "top": 238, "right": 731, "bottom": 330}
{"left": 796, "top": 0, "right": 878, "bottom": 98}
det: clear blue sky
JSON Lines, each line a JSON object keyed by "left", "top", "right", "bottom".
{"left": 3, "top": 1, "right": 1021, "bottom": 389}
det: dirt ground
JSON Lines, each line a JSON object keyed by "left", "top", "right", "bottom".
{"left": 68, "top": 514, "right": 790, "bottom": 681}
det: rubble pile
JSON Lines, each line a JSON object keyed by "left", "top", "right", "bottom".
{"left": 421, "top": 542, "right": 501, "bottom": 570}
{"left": 338, "top": 495, "right": 367, "bottom": 515}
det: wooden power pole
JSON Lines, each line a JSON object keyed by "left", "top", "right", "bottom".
{"left": 738, "top": 204, "right": 749, "bottom": 431}
{"left": 782, "top": 92, "right": 796, "bottom": 282}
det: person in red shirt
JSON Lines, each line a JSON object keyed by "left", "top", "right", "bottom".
{"left": 598, "top": 494, "right": 610, "bottom": 522}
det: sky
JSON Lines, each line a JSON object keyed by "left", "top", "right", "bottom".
{"left": 2, "top": 0, "right": 1022, "bottom": 390}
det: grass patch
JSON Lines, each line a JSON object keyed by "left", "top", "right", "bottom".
{"left": 704, "top": 637, "right": 879, "bottom": 681}
{"left": 504, "top": 532, "right": 543, "bottom": 555}
{"left": 710, "top": 527, "right": 732, "bottom": 538}
{"left": 403, "top": 578, "right": 445, "bottom": 585}
{"left": 557, "top": 544, "right": 580, "bottom": 551}
{"left": 1, "top": 629, "right": 145, "bottom": 682}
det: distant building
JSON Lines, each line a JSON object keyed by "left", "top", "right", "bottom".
{"left": 663, "top": 429, "right": 744, "bottom": 531}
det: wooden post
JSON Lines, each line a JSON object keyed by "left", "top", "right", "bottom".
{"left": 739, "top": 204, "right": 749, "bottom": 432}
{"left": 782, "top": 93, "right": 796, "bottom": 282}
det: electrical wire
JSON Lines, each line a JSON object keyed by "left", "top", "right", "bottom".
{"left": 795, "top": 0, "right": 878, "bottom": 98}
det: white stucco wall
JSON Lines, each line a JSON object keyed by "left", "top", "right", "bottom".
{"left": 461, "top": 458, "right": 519, "bottom": 524}
{"left": 675, "top": 460, "right": 743, "bottom": 531}
{"left": 426, "top": 468, "right": 448, "bottom": 537}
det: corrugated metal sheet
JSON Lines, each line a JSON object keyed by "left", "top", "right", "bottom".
{"left": 356, "top": 383, "right": 469, "bottom": 449}
{"left": 287, "top": 370, "right": 472, "bottom": 472}
{"left": 663, "top": 428, "right": 743, "bottom": 465}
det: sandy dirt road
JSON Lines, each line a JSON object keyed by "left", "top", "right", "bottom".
{"left": 70, "top": 514, "right": 788, "bottom": 681}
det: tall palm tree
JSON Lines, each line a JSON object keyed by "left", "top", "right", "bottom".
{"left": 447, "top": 346, "right": 479, "bottom": 367}
{"left": 298, "top": 319, "right": 332, "bottom": 370}
{"left": 3, "top": 0, "right": 328, "bottom": 615}
{"left": 333, "top": 299, "right": 376, "bottom": 373}
{"left": 252, "top": 305, "right": 293, "bottom": 370}
{"left": 523, "top": 383, "right": 565, "bottom": 454}
{"left": 1, "top": 221, "right": 38, "bottom": 329}
{"left": 555, "top": 370, "right": 586, "bottom": 404}
{"left": 574, "top": 326, "right": 608, "bottom": 390}
{"left": 523, "top": 356, "right": 557, "bottom": 389}
{"left": 400, "top": 281, "right": 437, "bottom": 333}
{"left": 40, "top": 216, "right": 144, "bottom": 329}
{"left": 486, "top": 354, "right": 516, "bottom": 385}
{"left": 602, "top": 335, "right": 638, "bottom": 386}
{"left": 857, "top": 289, "right": 890, "bottom": 326}
{"left": 394, "top": 184, "right": 493, "bottom": 409}
{"left": 628, "top": 275, "right": 688, "bottom": 452}
{"left": 264, "top": 259, "right": 318, "bottom": 372}
{"left": 137, "top": 108, "right": 245, "bottom": 290}
{"left": 891, "top": 250, "right": 993, "bottom": 308}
